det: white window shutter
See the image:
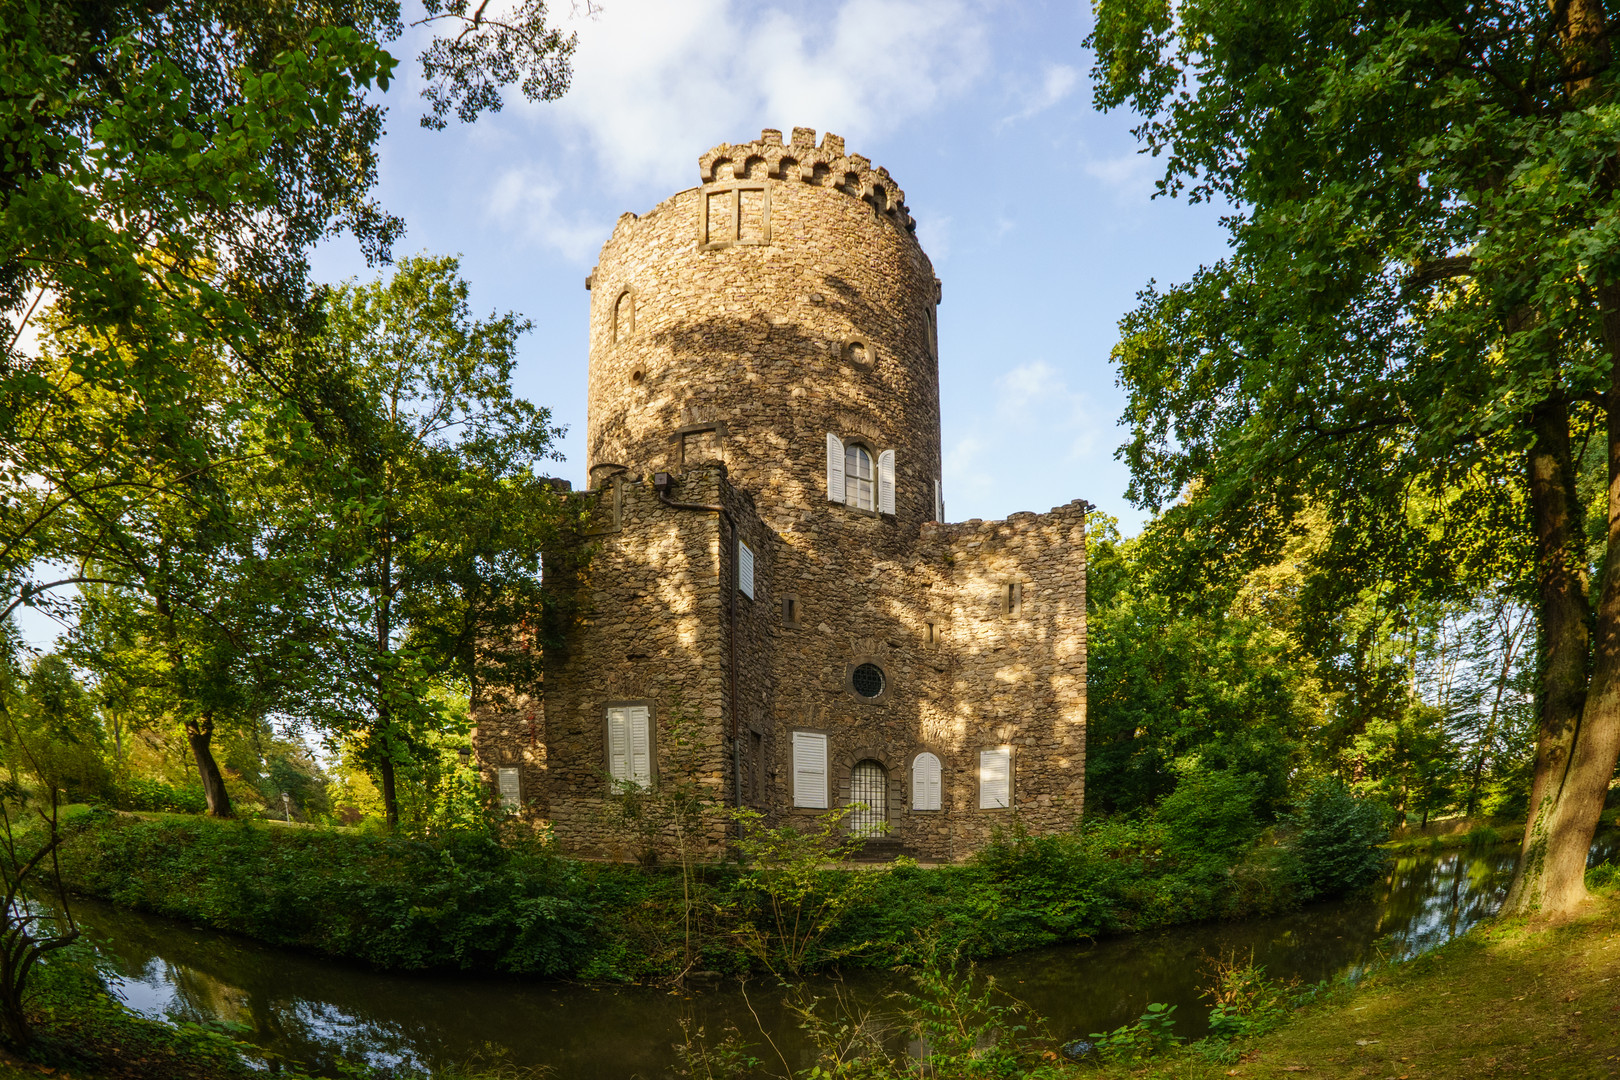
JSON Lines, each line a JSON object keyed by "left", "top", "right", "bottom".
{"left": 826, "top": 433, "right": 845, "bottom": 503}
{"left": 878, "top": 450, "right": 896, "bottom": 515}
{"left": 628, "top": 705, "right": 652, "bottom": 787}
{"left": 934, "top": 479, "right": 944, "bottom": 523}
{"left": 738, "top": 541, "right": 755, "bottom": 598}
{"left": 497, "top": 767, "right": 521, "bottom": 811}
{"left": 912, "top": 752, "right": 941, "bottom": 811}
{"left": 793, "top": 731, "right": 828, "bottom": 809}
{"left": 607, "top": 707, "right": 631, "bottom": 783}
{"left": 979, "top": 748, "right": 1010, "bottom": 809}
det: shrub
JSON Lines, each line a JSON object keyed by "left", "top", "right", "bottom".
{"left": 1292, "top": 779, "right": 1391, "bottom": 898}
{"left": 1587, "top": 860, "right": 1619, "bottom": 891}
{"left": 1158, "top": 770, "right": 1265, "bottom": 862}
{"left": 113, "top": 778, "right": 207, "bottom": 815}
{"left": 1089, "top": 1003, "right": 1183, "bottom": 1061}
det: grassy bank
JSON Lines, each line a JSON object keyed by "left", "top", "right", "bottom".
{"left": 43, "top": 797, "right": 1366, "bottom": 982}
{"left": 1086, "top": 886, "right": 1620, "bottom": 1079}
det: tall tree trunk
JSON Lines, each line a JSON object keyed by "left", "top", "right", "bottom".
{"left": 1504, "top": 395, "right": 1590, "bottom": 912}
{"left": 378, "top": 751, "right": 399, "bottom": 830}
{"left": 185, "top": 715, "right": 233, "bottom": 819}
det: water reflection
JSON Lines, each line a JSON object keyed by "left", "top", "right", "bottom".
{"left": 73, "top": 835, "right": 1617, "bottom": 1078}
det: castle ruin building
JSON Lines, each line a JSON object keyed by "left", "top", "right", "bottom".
{"left": 473, "top": 129, "right": 1089, "bottom": 861}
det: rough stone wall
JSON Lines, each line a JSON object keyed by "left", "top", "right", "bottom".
{"left": 759, "top": 500, "right": 1086, "bottom": 861}
{"left": 927, "top": 502, "right": 1089, "bottom": 854}
{"left": 484, "top": 130, "right": 1088, "bottom": 863}
{"left": 520, "top": 467, "right": 725, "bottom": 857}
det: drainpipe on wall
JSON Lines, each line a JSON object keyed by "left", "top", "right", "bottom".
{"left": 653, "top": 472, "right": 745, "bottom": 815}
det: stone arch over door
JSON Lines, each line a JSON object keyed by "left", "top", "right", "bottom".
{"left": 835, "top": 747, "right": 902, "bottom": 830}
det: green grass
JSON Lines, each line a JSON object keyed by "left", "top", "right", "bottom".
{"left": 1084, "top": 891, "right": 1620, "bottom": 1079}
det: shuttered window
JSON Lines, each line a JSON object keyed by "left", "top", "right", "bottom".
{"left": 826, "top": 433, "right": 845, "bottom": 503}
{"left": 738, "top": 540, "right": 755, "bottom": 598}
{"left": 792, "top": 731, "right": 828, "bottom": 809}
{"left": 979, "top": 748, "right": 1011, "bottom": 809}
{"left": 912, "top": 752, "right": 942, "bottom": 811}
{"left": 607, "top": 705, "right": 653, "bottom": 788}
{"left": 877, "top": 450, "right": 896, "bottom": 515}
{"left": 934, "top": 479, "right": 944, "bottom": 523}
{"left": 845, "top": 444, "right": 874, "bottom": 510}
{"left": 497, "top": 767, "right": 522, "bottom": 811}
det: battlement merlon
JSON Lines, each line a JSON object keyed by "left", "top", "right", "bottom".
{"left": 698, "top": 128, "right": 918, "bottom": 236}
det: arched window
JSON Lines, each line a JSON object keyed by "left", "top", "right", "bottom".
{"left": 845, "top": 443, "right": 874, "bottom": 510}
{"left": 613, "top": 289, "right": 634, "bottom": 343}
{"left": 911, "top": 752, "right": 942, "bottom": 811}
{"left": 826, "top": 434, "right": 896, "bottom": 513}
{"left": 849, "top": 760, "right": 888, "bottom": 836}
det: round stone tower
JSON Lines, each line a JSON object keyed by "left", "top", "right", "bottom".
{"left": 584, "top": 127, "right": 942, "bottom": 532}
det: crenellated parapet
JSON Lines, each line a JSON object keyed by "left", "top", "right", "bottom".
{"left": 698, "top": 128, "right": 916, "bottom": 235}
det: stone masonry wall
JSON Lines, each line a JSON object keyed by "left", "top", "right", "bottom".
{"left": 483, "top": 130, "right": 1088, "bottom": 862}
{"left": 506, "top": 462, "right": 779, "bottom": 858}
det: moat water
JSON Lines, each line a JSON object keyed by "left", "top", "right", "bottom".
{"left": 66, "top": 834, "right": 1620, "bottom": 1078}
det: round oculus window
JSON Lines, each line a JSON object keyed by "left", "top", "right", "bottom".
{"left": 851, "top": 663, "right": 885, "bottom": 700}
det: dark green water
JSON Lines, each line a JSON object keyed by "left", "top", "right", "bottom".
{"left": 71, "top": 836, "right": 1618, "bottom": 1078}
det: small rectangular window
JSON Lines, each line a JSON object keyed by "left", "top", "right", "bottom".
{"left": 497, "top": 767, "right": 522, "bottom": 812}
{"left": 607, "top": 704, "right": 653, "bottom": 788}
{"left": 792, "top": 731, "right": 828, "bottom": 809}
{"left": 782, "top": 593, "right": 801, "bottom": 627}
{"left": 979, "top": 748, "right": 1011, "bottom": 810}
{"left": 738, "top": 541, "right": 755, "bottom": 599}
{"left": 924, "top": 619, "right": 938, "bottom": 647}
{"left": 1003, "top": 582, "right": 1023, "bottom": 618}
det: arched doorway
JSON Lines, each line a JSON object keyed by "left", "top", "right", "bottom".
{"left": 849, "top": 760, "right": 888, "bottom": 837}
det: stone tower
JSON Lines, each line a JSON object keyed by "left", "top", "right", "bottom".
{"left": 474, "top": 130, "right": 1089, "bottom": 862}
{"left": 585, "top": 126, "right": 941, "bottom": 537}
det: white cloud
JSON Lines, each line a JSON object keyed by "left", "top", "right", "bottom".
{"left": 994, "top": 360, "right": 1097, "bottom": 460}
{"left": 1001, "top": 62, "right": 1079, "bottom": 124}
{"left": 1081, "top": 149, "right": 1161, "bottom": 203}
{"left": 515, "top": 0, "right": 989, "bottom": 194}
{"left": 486, "top": 165, "right": 609, "bottom": 260}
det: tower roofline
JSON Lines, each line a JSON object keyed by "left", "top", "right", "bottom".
{"left": 697, "top": 128, "right": 917, "bottom": 236}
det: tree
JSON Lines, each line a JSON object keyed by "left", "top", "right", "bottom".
{"left": 294, "top": 254, "right": 566, "bottom": 829}
{"left": 1091, "top": 0, "right": 1620, "bottom": 914}
{"left": 1, "top": 0, "right": 581, "bottom": 687}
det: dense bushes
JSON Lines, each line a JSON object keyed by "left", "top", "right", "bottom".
{"left": 1292, "top": 779, "right": 1393, "bottom": 898}
{"left": 48, "top": 793, "right": 1390, "bottom": 982}
{"left": 55, "top": 811, "right": 607, "bottom": 976}
{"left": 111, "top": 779, "right": 207, "bottom": 815}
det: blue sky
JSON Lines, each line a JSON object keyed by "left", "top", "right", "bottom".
{"left": 313, "top": 0, "right": 1233, "bottom": 533}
